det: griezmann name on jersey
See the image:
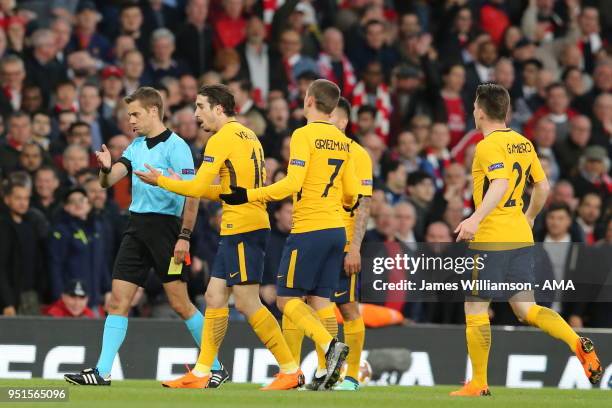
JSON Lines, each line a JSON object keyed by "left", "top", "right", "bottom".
{"left": 248, "top": 121, "right": 360, "bottom": 233}
{"left": 471, "top": 129, "right": 546, "bottom": 243}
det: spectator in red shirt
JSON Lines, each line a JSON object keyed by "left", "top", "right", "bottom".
{"left": 44, "top": 279, "right": 96, "bottom": 318}
{"left": 438, "top": 64, "right": 468, "bottom": 149}
{"left": 214, "top": 0, "right": 247, "bottom": 50}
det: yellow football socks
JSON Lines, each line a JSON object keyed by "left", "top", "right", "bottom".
{"left": 249, "top": 306, "right": 298, "bottom": 374}
{"left": 343, "top": 317, "right": 365, "bottom": 380}
{"left": 284, "top": 299, "right": 333, "bottom": 349}
{"left": 466, "top": 313, "right": 491, "bottom": 388}
{"left": 194, "top": 307, "right": 229, "bottom": 375}
{"left": 282, "top": 313, "right": 304, "bottom": 365}
{"left": 315, "top": 304, "right": 338, "bottom": 371}
{"left": 526, "top": 305, "right": 579, "bottom": 352}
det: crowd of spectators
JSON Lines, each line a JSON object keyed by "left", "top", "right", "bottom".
{"left": 0, "top": 0, "right": 610, "bottom": 327}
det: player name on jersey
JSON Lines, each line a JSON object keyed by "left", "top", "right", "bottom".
{"left": 315, "top": 138, "right": 351, "bottom": 151}
{"left": 506, "top": 142, "right": 533, "bottom": 154}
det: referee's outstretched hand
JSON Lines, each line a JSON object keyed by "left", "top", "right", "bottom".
{"left": 220, "top": 185, "right": 248, "bottom": 205}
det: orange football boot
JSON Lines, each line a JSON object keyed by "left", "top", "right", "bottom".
{"left": 260, "top": 370, "right": 305, "bottom": 391}
{"left": 161, "top": 370, "right": 210, "bottom": 389}
{"left": 575, "top": 337, "right": 603, "bottom": 385}
{"left": 450, "top": 382, "right": 491, "bottom": 397}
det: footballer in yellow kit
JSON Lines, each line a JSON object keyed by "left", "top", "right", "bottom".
{"left": 451, "top": 83, "right": 602, "bottom": 397}
{"left": 221, "top": 79, "right": 360, "bottom": 391}
{"left": 137, "top": 84, "right": 304, "bottom": 391}
{"left": 471, "top": 128, "right": 545, "bottom": 244}
{"left": 329, "top": 97, "right": 372, "bottom": 391}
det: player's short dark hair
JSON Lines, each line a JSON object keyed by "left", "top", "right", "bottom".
{"left": 475, "top": 83, "right": 510, "bottom": 122}
{"left": 547, "top": 202, "right": 572, "bottom": 217}
{"left": 336, "top": 97, "right": 351, "bottom": 119}
{"left": 307, "top": 79, "right": 340, "bottom": 114}
{"left": 407, "top": 170, "right": 434, "bottom": 187}
{"left": 199, "top": 84, "right": 236, "bottom": 116}
{"left": 124, "top": 87, "right": 164, "bottom": 121}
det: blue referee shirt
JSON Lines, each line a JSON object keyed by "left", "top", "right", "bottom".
{"left": 118, "top": 129, "right": 195, "bottom": 217}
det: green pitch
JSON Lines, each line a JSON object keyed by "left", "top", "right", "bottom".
{"left": 0, "top": 379, "right": 608, "bottom": 408}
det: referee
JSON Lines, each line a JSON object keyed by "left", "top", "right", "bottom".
{"left": 64, "top": 87, "right": 226, "bottom": 387}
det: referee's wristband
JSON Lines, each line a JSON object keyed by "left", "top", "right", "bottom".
{"left": 178, "top": 228, "right": 192, "bottom": 242}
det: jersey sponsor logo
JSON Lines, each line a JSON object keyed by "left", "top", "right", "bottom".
{"left": 334, "top": 291, "right": 347, "bottom": 297}
{"left": 314, "top": 138, "right": 350, "bottom": 152}
{"left": 361, "top": 179, "right": 373, "bottom": 186}
{"left": 488, "top": 162, "right": 504, "bottom": 171}
{"left": 229, "top": 271, "right": 240, "bottom": 278}
{"left": 181, "top": 168, "right": 195, "bottom": 175}
{"left": 203, "top": 155, "right": 215, "bottom": 163}
{"left": 506, "top": 142, "right": 532, "bottom": 154}
{"left": 290, "top": 159, "right": 306, "bottom": 167}
{"left": 226, "top": 224, "right": 233, "bottom": 229}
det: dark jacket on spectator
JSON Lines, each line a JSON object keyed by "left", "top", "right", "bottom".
{"left": 0, "top": 209, "right": 48, "bottom": 311}
{"left": 175, "top": 23, "right": 214, "bottom": 76}
{"left": 48, "top": 211, "right": 111, "bottom": 308}
{"left": 24, "top": 53, "right": 68, "bottom": 103}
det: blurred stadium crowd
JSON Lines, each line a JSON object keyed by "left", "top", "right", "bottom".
{"left": 0, "top": 0, "right": 610, "bottom": 327}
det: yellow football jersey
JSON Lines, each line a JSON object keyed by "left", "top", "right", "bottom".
{"left": 471, "top": 128, "right": 546, "bottom": 243}
{"left": 341, "top": 142, "right": 373, "bottom": 248}
{"left": 158, "top": 120, "right": 270, "bottom": 235}
{"left": 248, "top": 120, "right": 360, "bottom": 233}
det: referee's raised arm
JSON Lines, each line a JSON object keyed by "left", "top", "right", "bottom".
{"left": 96, "top": 143, "right": 129, "bottom": 188}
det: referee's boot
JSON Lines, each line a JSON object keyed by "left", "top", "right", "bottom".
{"left": 64, "top": 368, "right": 111, "bottom": 386}
{"left": 208, "top": 363, "right": 230, "bottom": 389}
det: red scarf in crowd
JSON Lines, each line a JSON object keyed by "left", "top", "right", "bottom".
{"left": 318, "top": 52, "right": 357, "bottom": 97}
{"left": 263, "top": 0, "right": 285, "bottom": 32}
{"left": 351, "top": 81, "right": 392, "bottom": 144}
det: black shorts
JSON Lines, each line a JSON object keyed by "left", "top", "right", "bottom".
{"left": 113, "top": 212, "right": 188, "bottom": 286}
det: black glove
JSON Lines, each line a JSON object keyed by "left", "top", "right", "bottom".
{"left": 220, "top": 185, "right": 248, "bottom": 205}
{"left": 343, "top": 194, "right": 363, "bottom": 215}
